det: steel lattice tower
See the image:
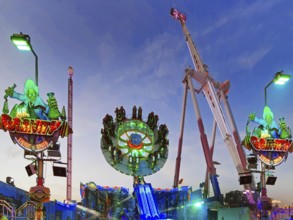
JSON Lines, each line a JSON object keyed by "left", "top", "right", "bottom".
{"left": 67, "top": 66, "right": 73, "bottom": 201}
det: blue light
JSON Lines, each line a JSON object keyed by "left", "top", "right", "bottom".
{"left": 130, "top": 133, "right": 142, "bottom": 145}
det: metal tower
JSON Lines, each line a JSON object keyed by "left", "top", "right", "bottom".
{"left": 170, "top": 8, "right": 256, "bottom": 204}
{"left": 67, "top": 66, "right": 73, "bottom": 201}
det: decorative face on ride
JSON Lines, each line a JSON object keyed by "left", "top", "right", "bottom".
{"left": 100, "top": 106, "right": 169, "bottom": 177}
{"left": 117, "top": 120, "right": 154, "bottom": 158}
{"left": 129, "top": 133, "right": 142, "bottom": 148}
{"left": 263, "top": 106, "right": 274, "bottom": 127}
{"left": 23, "top": 79, "right": 39, "bottom": 105}
{"left": 1, "top": 79, "right": 69, "bottom": 153}
{"left": 26, "top": 88, "right": 38, "bottom": 104}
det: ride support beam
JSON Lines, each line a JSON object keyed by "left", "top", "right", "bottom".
{"left": 173, "top": 82, "right": 188, "bottom": 188}
{"left": 186, "top": 73, "right": 221, "bottom": 198}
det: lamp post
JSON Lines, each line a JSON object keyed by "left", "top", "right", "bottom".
{"left": 10, "top": 32, "right": 43, "bottom": 219}
{"left": 10, "top": 32, "right": 39, "bottom": 86}
{"left": 264, "top": 71, "right": 291, "bottom": 106}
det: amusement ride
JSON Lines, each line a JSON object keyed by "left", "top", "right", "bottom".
{"left": 170, "top": 7, "right": 292, "bottom": 217}
{"left": 0, "top": 8, "right": 292, "bottom": 220}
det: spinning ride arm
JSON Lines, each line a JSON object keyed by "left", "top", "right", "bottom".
{"left": 170, "top": 8, "right": 256, "bottom": 203}
{"left": 170, "top": 8, "right": 205, "bottom": 73}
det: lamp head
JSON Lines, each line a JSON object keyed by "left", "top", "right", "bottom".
{"left": 10, "top": 33, "right": 32, "bottom": 51}
{"left": 6, "top": 176, "right": 15, "bottom": 186}
{"left": 273, "top": 71, "right": 291, "bottom": 85}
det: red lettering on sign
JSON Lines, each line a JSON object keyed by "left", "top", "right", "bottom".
{"left": 47, "top": 121, "right": 61, "bottom": 135}
{"left": 1, "top": 114, "right": 62, "bottom": 136}
{"left": 250, "top": 136, "right": 292, "bottom": 152}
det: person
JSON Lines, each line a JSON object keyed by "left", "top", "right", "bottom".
{"left": 249, "top": 106, "right": 280, "bottom": 138}
{"left": 5, "top": 79, "right": 49, "bottom": 120}
{"left": 0, "top": 211, "right": 8, "bottom": 220}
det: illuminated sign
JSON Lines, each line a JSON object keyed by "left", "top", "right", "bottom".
{"left": 1, "top": 114, "right": 68, "bottom": 152}
{"left": 1, "top": 114, "right": 62, "bottom": 135}
{"left": 250, "top": 136, "right": 292, "bottom": 152}
{"left": 249, "top": 136, "right": 291, "bottom": 166}
{"left": 15, "top": 136, "right": 52, "bottom": 151}
{"left": 258, "top": 154, "right": 285, "bottom": 166}
{"left": 244, "top": 108, "right": 292, "bottom": 167}
{"left": 1, "top": 79, "right": 71, "bottom": 153}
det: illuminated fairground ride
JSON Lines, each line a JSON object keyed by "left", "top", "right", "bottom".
{"left": 170, "top": 7, "right": 292, "bottom": 215}
{"left": 170, "top": 7, "right": 254, "bottom": 204}
{"left": 0, "top": 79, "right": 71, "bottom": 218}
{"left": 1, "top": 81, "right": 69, "bottom": 154}
{"left": 100, "top": 106, "right": 169, "bottom": 219}
{"left": 244, "top": 113, "right": 292, "bottom": 167}
{"left": 243, "top": 106, "right": 292, "bottom": 212}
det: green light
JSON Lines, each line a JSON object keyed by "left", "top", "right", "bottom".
{"left": 273, "top": 72, "right": 291, "bottom": 85}
{"left": 17, "top": 45, "right": 31, "bottom": 51}
{"left": 10, "top": 34, "right": 32, "bottom": 51}
{"left": 132, "top": 150, "right": 138, "bottom": 157}
{"left": 194, "top": 201, "right": 204, "bottom": 207}
{"left": 138, "top": 123, "right": 145, "bottom": 129}
{"left": 265, "top": 71, "right": 291, "bottom": 105}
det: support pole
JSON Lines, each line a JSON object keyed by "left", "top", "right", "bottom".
{"left": 203, "top": 120, "right": 217, "bottom": 199}
{"left": 66, "top": 66, "right": 73, "bottom": 201}
{"left": 35, "top": 154, "right": 44, "bottom": 220}
{"left": 31, "top": 49, "right": 38, "bottom": 86}
{"left": 264, "top": 80, "right": 273, "bottom": 106}
{"left": 173, "top": 80, "right": 188, "bottom": 188}
{"left": 261, "top": 163, "right": 267, "bottom": 197}
{"left": 36, "top": 154, "right": 44, "bottom": 186}
{"left": 186, "top": 74, "right": 221, "bottom": 198}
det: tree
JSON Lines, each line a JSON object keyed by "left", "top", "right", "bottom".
{"left": 224, "top": 190, "right": 249, "bottom": 207}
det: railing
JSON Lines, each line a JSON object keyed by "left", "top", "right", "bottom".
{"left": 16, "top": 201, "right": 36, "bottom": 220}
{"left": 0, "top": 199, "right": 16, "bottom": 219}
{"left": 0, "top": 200, "right": 38, "bottom": 220}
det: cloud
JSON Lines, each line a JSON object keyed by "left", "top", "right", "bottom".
{"left": 236, "top": 46, "right": 271, "bottom": 69}
{"left": 202, "top": 0, "right": 281, "bottom": 36}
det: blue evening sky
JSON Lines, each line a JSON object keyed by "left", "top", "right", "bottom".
{"left": 0, "top": 1, "right": 293, "bottom": 206}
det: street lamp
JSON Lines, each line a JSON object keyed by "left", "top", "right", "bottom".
{"left": 264, "top": 71, "right": 291, "bottom": 106}
{"left": 10, "top": 32, "right": 39, "bottom": 85}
